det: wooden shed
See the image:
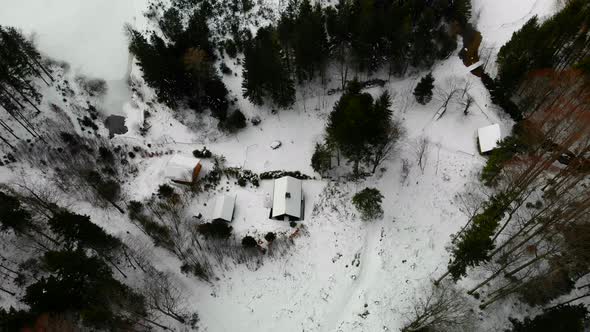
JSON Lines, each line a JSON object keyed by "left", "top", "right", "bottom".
{"left": 478, "top": 124, "right": 501, "bottom": 154}
{"left": 164, "top": 155, "right": 202, "bottom": 185}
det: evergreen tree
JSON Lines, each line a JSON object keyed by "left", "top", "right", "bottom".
{"left": 496, "top": 17, "right": 542, "bottom": 93}
{"left": 413, "top": 73, "right": 435, "bottom": 105}
{"left": 223, "top": 109, "right": 246, "bottom": 132}
{"left": 497, "top": 1, "right": 590, "bottom": 95}
{"left": 352, "top": 188, "right": 384, "bottom": 221}
{"left": 508, "top": 304, "right": 588, "bottom": 332}
{"left": 409, "top": 8, "right": 438, "bottom": 68}
{"left": 0, "top": 191, "right": 56, "bottom": 246}
{"left": 0, "top": 191, "right": 32, "bottom": 234}
{"left": 278, "top": 0, "right": 329, "bottom": 81}
{"left": 311, "top": 143, "right": 332, "bottom": 176}
{"left": 0, "top": 307, "right": 36, "bottom": 331}
{"left": 445, "top": 194, "right": 510, "bottom": 281}
{"left": 128, "top": 9, "right": 229, "bottom": 118}
{"left": 0, "top": 25, "right": 50, "bottom": 141}
{"left": 449, "top": 0, "right": 472, "bottom": 26}
{"left": 326, "top": 80, "right": 375, "bottom": 173}
{"left": 241, "top": 235, "right": 257, "bottom": 248}
{"left": 325, "top": 2, "right": 353, "bottom": 87}
{"left": 23, "top": 250, "right": 146, "bottom": 330}
{"left": 159, "top": 7, "right": 184, "bottom": 41}
{"left": 326, "top": 79, "right": 394, "bottom": 174}
{"left": 48, "top": 210, "right": 121, "bottom": 254}
{"left": 242, "top": 26, "right": 295, "bottom": 108}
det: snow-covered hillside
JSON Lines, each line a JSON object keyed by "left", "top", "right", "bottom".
{"left": 0, "top": 0, "right": 567, "bottom": 331}
{"left": 472, "top": 0, "right": 561, "bottom": 76}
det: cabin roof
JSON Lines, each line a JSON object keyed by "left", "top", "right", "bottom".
{"left": 271, "top": 176, "right": 302, "bottom": 219}
{"left": 164, "top": 155, "right": 200, "bottom": 181}
{"left": 478, "top": 124, "right": 501, "bottom": 153}
{"left": 212, "top": 194, "right": 236, "bottom": 222}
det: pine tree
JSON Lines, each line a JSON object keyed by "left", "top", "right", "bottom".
{"left": 128, "top": 9, "right": 229, "bottom": 115}
{"left": 414, "top": 73, "right": 435, "bottom": 105}
{"left": 436, "top": 194, "right": 510, "bottom": 283}
{"left": 0, "top": 191, "right": 32, "bottom": 234}
{"left": 326, "top": 80, "right": 394, "bottom": 174}
{"left": 281, "top": 0, "right": 329, "bottom": 81}
{"left": 0, "top": 191, "right": 57, "bottom": 247}
{"left": 48, "top": 210, "right": 121, "bottom": 253}
{"left": 326, "top": 80, "right": 375, "bottom": 173}
{"left": 450, "top": 0, "right": 472, "bottom": 26}
{"left": 497, "top": 1, "right": 590, "bottom": 95}
{"left": 352, "top": 188, "right": 384, "bottom": 221}
{"left": 311, "top": 143, "right": 332, "bottom": 175}
{"left": 23, "top": 250, "right": 146, "bottom": 330}
{"left": 508, "top": 304, "right": 588, "bottom": 332}
{"left": 242, "top": 26, "right": 295, "bottom": 108}
{"left": 0, "top": 25, "right": 48, "bottom": 142}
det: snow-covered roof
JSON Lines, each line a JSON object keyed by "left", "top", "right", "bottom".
{"left": 466, "top": 60, "right": 483, "bottom": 72}
{"left": 164, "top": 155, "right": 201, "bottom": 182}
{"left": 272, "top": 176, "right": 302, "bottom": 219}
{"left": 478, "top": 124, "right": 501, "bottom": 153}
{"left": 212, "top": 194, "right": 235, "bottom": 222}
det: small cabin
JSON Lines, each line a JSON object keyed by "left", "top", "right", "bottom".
{"left": 212, "top": 194, "right": 236, "bottom": 223}
{"left": 164, "top": 155, "right": 202, "bottom": 185}
{"left": 478, "top": 124, "right": 501, "bottom": 154}
{"left": 270, "top": 176, "right": 304, "bottom": 221}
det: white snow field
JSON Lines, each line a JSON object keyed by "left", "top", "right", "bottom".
{"left": 0, "top": 0, "right": 563, "bottom": 331}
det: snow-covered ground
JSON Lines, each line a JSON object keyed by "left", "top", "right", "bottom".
{"left": 472, "top": 0, "right": 562, "bottom": 76}
{"left": 0, "top": 0, "right": 563, "bottom": 331}
{"left": 87, "top": 49, "right": 514, "bottom": 331}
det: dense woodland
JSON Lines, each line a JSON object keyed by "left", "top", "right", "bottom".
{"left": 0, "top": 25, "right": 54, "bottom": 147}
{"left": 428, "top": 1, "right": 590, "bottom": 330}
{"left": 130, "top": 0, "right": 471, "bottom": 114}
{"left": 1, "top": 0, "right": 590, "bottom": 330}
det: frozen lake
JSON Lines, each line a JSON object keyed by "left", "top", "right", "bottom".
{"left": 0, "top": 0, "right": 147, "bottom": 79}
{"left": 0, "top": 0, "right": 149, "bottom": 115}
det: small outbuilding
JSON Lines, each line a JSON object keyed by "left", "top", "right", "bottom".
{"left": 212, "top": 194, "right": 236, "bottom": 222}
{"left": 478, "top": 124, "right": 501, "bottom": 154}
{"left": 270, "top": 176, "right": 304, "bottom": 221}
{"left": 164, "top": 155, "right": 202, "bottom": 185}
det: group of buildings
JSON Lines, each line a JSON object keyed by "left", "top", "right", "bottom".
{"left": 163, "top": 155, "right": 304, "bottom": 223}
{"left": 161, "top": 124, "right": 500, "bottom": 223}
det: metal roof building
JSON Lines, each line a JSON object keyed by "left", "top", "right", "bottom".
{"left": 478, "top": 124, "right": 501, "bottom": 154}
{"left": 212, "top": 194, "right": 236, "bottom": 222}
{"left": 271, "top": 176, "right": 303, "bottom": 221}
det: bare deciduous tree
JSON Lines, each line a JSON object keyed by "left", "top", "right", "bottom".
{"left": 143, "top": 270, "right": 191, "bottom": 324}
{"left": 452, "top": 183, "right": 489, "bottom": 242}
{"left": 367, "top": 120, "right": 403, "bottom": 173}
{"left": 394, "top": 84, "right": 415, "bottom": 114}
{"left": 479, "top": 43, "right": 496, "bottom": 72}
{"left": 402, "top": 282, "right": 474, "bottom": 332}
{"left": 461, "top": 95, "right": 474, "bottom": 115}
{"left": 434, "top": 77, "right": 463, "bottom": 120}
{"left": 401, "top": 158, "right": 410, "bottom": 185}
{"left": 414, "top": 136, "right": 429, "bottom": 174}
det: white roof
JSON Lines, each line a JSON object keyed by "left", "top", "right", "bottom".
{"left": 272, "top": 176, "right": 302, "bottom": 219}
{"left": 478, "top": 124, "right": 501, "bottom": 153}
{"left": 212, "top": 194, "right": 235, "bottom": 222}
{"left": 164, "top": 155, "right": 200, "bottom": 181}
{"left": 466, "top": 60, "right": 483, "bottom": 72}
